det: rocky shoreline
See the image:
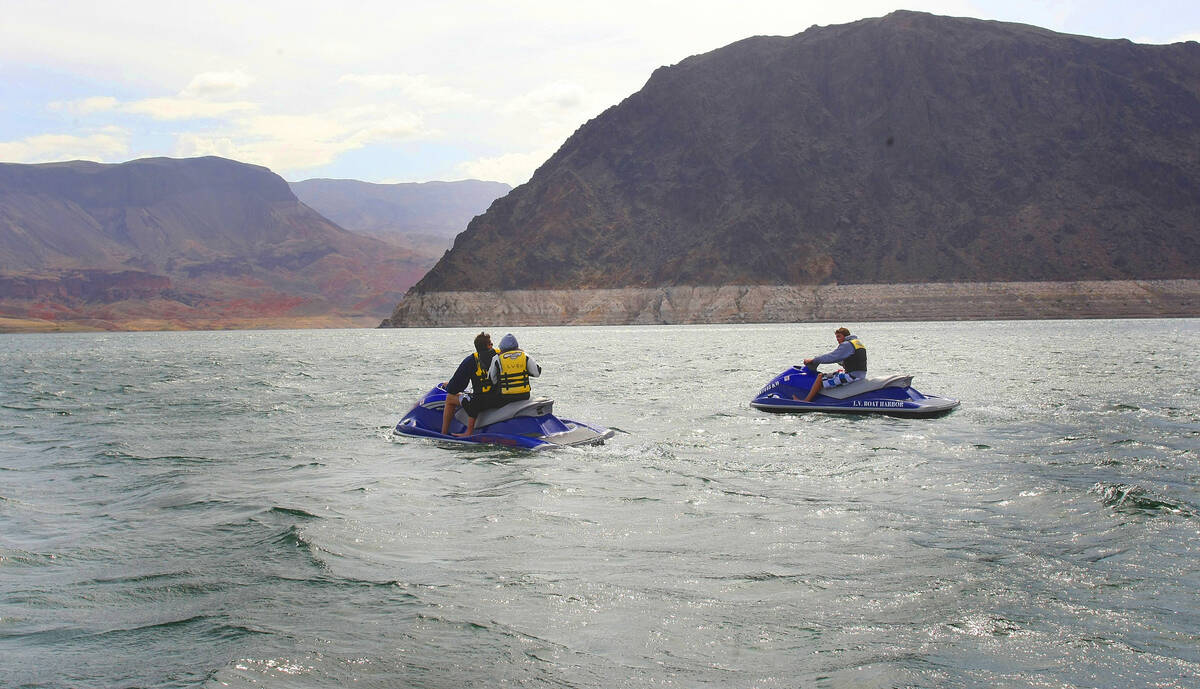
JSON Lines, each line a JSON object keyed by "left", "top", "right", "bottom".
{"left": 381, "top": 280, "right": 1200, "bottom": 327}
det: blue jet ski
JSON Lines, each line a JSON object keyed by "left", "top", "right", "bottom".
{"left": 393, "top": 383, "right": 615, "bottom": 450}
{"left": 751, "top": 365, "right": 959, "bottom": 417}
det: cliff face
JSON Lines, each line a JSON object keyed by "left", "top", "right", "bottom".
{"left": 410, "top": 11, "right": 1200, "bottom": 295}
{"left": 0, "top": 156, "right": 429, "bottom": 328}
{"left": 386, "top": 280, "right": 1200, "bottom": 326}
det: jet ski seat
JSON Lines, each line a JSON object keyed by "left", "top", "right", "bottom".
{"left": 455, "top": 397, "right": 554, "bottom": 428}
{"left": 822, "top": 375, "right": 914, "bottom": 400}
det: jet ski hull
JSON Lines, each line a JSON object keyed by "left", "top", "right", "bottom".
{"left": 393, "top": 384, "right": 614, "bottom": 450}
{"left": 750, "top": 366, "right": 959, "bottom": 418}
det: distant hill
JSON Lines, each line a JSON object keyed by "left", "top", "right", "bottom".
{"left": 290, "top": 178, "right": 511, "bottom": 250}
{"left": 0, "top": 156, "right": 429, "bottom": 329}
{"left": 410, "top": 11, "right": 1200, "bottom": 295}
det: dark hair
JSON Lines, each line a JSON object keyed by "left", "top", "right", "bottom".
{"left": 835, "top": 327, "right": 850, "bottom": 336}
{"left": 473, "top": 332, "right": 492, "bottom": 354}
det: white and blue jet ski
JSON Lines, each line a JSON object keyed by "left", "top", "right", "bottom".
{"left": 751, "top": 364, "right": 959, "bottom": 417}
{"left": 394, "top": 383, "right": 615, "bottom": 450}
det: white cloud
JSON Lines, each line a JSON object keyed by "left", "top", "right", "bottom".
{"left": 173, "top": 134, "right": 239, "bottom": 160}
{"left": 47, "top": 96, "right": 120, "bottom": 115}
{"left": 40, "top": 70, "right": 260, "bottom": 126}
{"left": 238, "top": 107, "right": 426, "bottom": 145}
{"left": 173, "top": 106, "right": 429, "bottom": 175}
{"left": 175, "top": 132, "right": 350, "bottom": 173}
{"left": 123, "top": 97, "right": 259, "bottom": 120}
{"left": 0, "top": 128, "right": 129, "bottom": 163}
{"left": 339, "top": 73, "right": 482, "bottom": 110}
{"left": 180, "top": 69, "right": 255, "bottom": 98}
{"left": 1165, "top": 30, "right": 1200, "bottom": 43}
{"left": 338, "top": 73, "right": 406, "bottom": 90}
{"left": 349, "top": 114, "right": 427, "bottom": 145}
{"left": 456, "top": 148, "right": 556, "bottom": 186}
{"left": 47, "top": 95, "right": 259, "bottom": 121}
{"left": 503, "top": 81, "right": 588, "bottom": 115}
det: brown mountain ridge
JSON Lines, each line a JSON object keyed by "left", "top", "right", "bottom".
{"left": 409, "top": 11, "right": 1200, "bottom": 297}
{"left": 0, "top": 156, "right": 428, "bottom": 329}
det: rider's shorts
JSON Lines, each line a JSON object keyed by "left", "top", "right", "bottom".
{"left": 822, "top": 371, "right": 862, "bottom": 389}
{"left": 461, "top": 391, "right": 502, "bottom": 417}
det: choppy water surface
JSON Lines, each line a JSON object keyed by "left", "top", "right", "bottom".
{"left": 1, "top": 320, "right": 1197, "bottom": 688}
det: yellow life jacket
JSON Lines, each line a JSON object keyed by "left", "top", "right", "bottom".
{"left": 472, "top": 348, "right": 499, "bottom": 394}
{"left": 496, "top": 350, "right": 531, "bottom": 396}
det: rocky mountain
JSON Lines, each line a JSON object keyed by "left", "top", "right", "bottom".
{"left": 0, "top": 156, "right": 428, "bottom": 329}
{"left": 409, "top": 11, "right": 1200, "bottom": 296}
{"left": 290, "top": 178, "right": 511, "bottom": 247}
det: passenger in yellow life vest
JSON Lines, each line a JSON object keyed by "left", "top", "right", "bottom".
{"left": 487, "top": 333, "right": 542, "bottom": 403}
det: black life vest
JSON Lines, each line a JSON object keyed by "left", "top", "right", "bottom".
{"left": 471, "top": 348, "right": 499, "bottom": 395}
{"left": 841, "top": 337, "right": 867, "bottom": 373}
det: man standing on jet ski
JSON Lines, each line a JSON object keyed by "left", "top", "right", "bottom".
{"left": 488, "top": 333, "right": 542, "bottom": 404}
{"left": 441, "top": 331, "right": 503, "bottom": 436}
{"left": 801, "top": 327, "right": 867, "bottom": 402}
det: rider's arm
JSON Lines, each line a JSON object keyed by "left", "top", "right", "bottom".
{"left": 810, "top": 341, "right": 853, "bottom": 366}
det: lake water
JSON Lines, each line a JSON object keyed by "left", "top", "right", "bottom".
{"left": 1, "top": 320, "right": 1197, "bottom": 688}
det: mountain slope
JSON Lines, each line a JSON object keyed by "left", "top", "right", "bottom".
{"left": 0, "top": 156, "right": 427, "bottom": 328}
{"left": 290, "top": 178, "right": 511, "bottom": 244}
{"left": 410, "top": 11, "right": 1200, "bottom": 294}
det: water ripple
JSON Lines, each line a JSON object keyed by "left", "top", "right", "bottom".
{"left": 1, "top": 321, "right": 1197, "bottom": 688}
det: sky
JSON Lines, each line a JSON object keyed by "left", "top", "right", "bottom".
{"left": 1, "top": 1, "right": 1197, "bottom": 187}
